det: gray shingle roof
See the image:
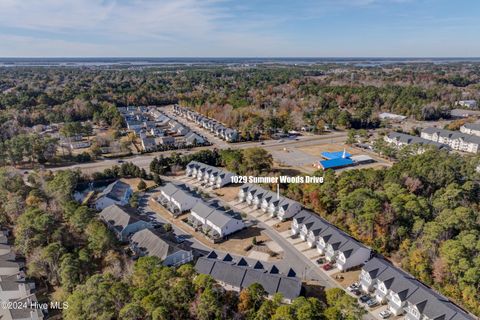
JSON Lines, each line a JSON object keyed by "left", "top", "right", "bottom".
{"left": 210, "top": 261, "right": 247, "bottom": 288}
{"left": 293, "top": 210, "right": 313, "bottom": 225}
{"left": 362, "top": 257, "right": 390, "bottom": 279}
{"left": 387, "top": 132, "right": 448, "bottom": 148}
{"left": 191, "top": 202, "right": 218, "bottom": 219}
{"left": 462, "top": 123, "right": 480, "bottom": 131}
{"left": 130, "top": 229, "right": 189, "bottom": 260}
{"left": 97, "top": 180, "right": 131, "bottom": 202}
{"left": 161, "top": 183, "right": 187, "bottom": 197}
{"left": 338, "top": 239, "right": 368, "bottom": 259}
{"left": 242, "top": 269, "right": 281, "bottom": 294}
{"left": 99, "top": 204, "right": 141, "bottom": 233}
{"left": 195, "top": 255, "right": 302, "bottom": 300}
{"left": 306, "top": 216, "right": 331, "bottom": 236}
{"left": 186, "top": 161, "right": 233, "bottom": 180}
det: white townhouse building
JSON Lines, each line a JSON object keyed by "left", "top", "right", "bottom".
{"left": 291, "top": 210, "right": 314, "bottom": 236}
{"left": 276, "top": 199, "right": 301, "bottom": 221}
{"left": 460, "top": 123, "right": 480, "bottom": 137}
{"left": 260, "top": 191, "right": 278, "bottom": 213}
{"left": 173, "top": 105, "right": 239, "bottom": 142}
{"left": 335, "top": 240, "right": 371, "bottom": 272}
{"left": 305, "top": 219, "right": 331, "bottom": 249}
{"left": 185, "top": 161, "right": 234, "bottom": 189}
{"left": 189, "top": 202, "right": 245, "bottom": 239}
{"left": 238, "top": 184, "right": 254, "bottom": 203}
{"left": 358, "top": 257, "right": 475, "bottom": 319}
{"left": 238, "top": 184, "right": 301, "bottom": 220}
{"left": 359, "top": 257, "right": 390, "bottom": 293}
{"left": 421, "top": 127, "right": 480, "bottom": 153}
{"left": 384, "top": 132, "right": 448, "bottom": 151}
{"left": 158, "top": 183, "right": 199, "bottom": 215}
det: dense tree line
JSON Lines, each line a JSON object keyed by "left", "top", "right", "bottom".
{"left": 0, "top": 133, "right": 58, "bottom": 165}
{"left": 1, "top": 64, "right": 478, "bottom": 139}
{"left": 286, "top": 150, "right": 480, "bottom": 315}
{"left": 150, "top": 148, "right": 273, "bottom": 176}
{"left": 0, "top": 168, "right": 121, "bottom": 301}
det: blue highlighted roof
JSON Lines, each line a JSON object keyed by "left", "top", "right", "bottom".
{"left": 321, "top": 151, "right": 351, "bottom": 160}
{"left": 319, "top": 158, "right": 354, "bottom": 169}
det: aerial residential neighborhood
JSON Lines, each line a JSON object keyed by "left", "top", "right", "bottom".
{"left": 2, "top": 1, "right": 480, "bottom": 318}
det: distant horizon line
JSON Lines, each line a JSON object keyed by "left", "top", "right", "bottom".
{"left": 1, "top": 56, "right": 480, "bottom": 59}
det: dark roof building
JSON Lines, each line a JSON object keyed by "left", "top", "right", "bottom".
{"left": 195, "top": 252, "right": 302, "bottom": 302}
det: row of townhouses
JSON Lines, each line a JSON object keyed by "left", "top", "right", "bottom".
{"left": 99, "top": 204, "right": 193, "bottom": 267}
{"left": 231, "top": 178, "right": 476, "bottom": 318}
{"left": 156, "top": 182, "right": 246, "bottom": 240}
{"left": 0, "top": 231, "right": 44, "bottom": 320}
{"left": 195, "top": 251, "right": 302, "bottom": 303}
{"left": 291, "top": 210, "right": 371, "bottom": 272}
{"left": 459, "top": 123, "right": 480, "bottom": 137}
{"left": 359, "top": 257, "right": 474, "bottom": 319}
{"left": 237, "top": 184, "right": 302, "bottom": 221}
{"left": 421, "top": 127, "right": 480, "bottom": 153}
{"left": 157, "top": 183, "right": 201, "bottom": 216}
{"left": 384, "top": 132, "right": 449, "bottom": 151}
{"left": 121, "top": 106, "right": 207, "bottom": 151}
{"left": 185, "top": 161, "right": 234, "bottom": 189}
{"left": 188, "top": 201, "right": 245, "bottom": 240}
{"left": 173, "top": 105, "right": 239, "bottom": 142}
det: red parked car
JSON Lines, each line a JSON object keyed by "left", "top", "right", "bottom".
{"left": 322, "top": 263, "right": 333, "bottom": 271}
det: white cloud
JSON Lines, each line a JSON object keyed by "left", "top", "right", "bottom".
{"left": 0, "top": 0, "right": 293, "bottom": 56}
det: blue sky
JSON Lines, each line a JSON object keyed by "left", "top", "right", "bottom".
{"left": 0, "top": 0, "right": 479, "bottom": 57}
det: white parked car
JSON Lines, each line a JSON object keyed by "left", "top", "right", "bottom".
{"left": 379, "top": 310, "right": 392, "bottom": 319}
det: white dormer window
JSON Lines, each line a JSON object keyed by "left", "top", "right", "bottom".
{"left": 378, "top": 282, "right": 386, "bottom": 294}
{"left": 360, "top": 271, "right": 371, "bottom": 283}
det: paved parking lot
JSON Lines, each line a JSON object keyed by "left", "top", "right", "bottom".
{"left": 270, "top": 148, "right": 319, "bottom": 168}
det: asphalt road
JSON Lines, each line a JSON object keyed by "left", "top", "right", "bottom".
{"left": 36, "top": 131, "right": 347, "bottom": 176}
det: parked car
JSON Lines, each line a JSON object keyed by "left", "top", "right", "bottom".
{"left": 366, "top": 299, "right": 379, "bottom": 308}
{"left": 175, "top": 235, "right": 186, "bottom": 244}
{"left": 379, "top": 310, "right": 392, "bottom": 319}
{"left": 347, "top": 282, "right": 360, "bottom": 292}
{"left": 316, "top": 258, "right": 325, "bottom": 265}
{"left": 351, "top": 289, "right": 361, "bottom": 296}
{"left": 322, "top": 263, "right": 333, "bottom": 271}
{"left": 359, "top": 295, "right": 371, "bottom": 303}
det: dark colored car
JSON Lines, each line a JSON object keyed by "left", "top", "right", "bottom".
{"left": 359, "top": 295, "right": 371, "bottom": 303}
{"left": 175, "top": 235, "right": 186, "bottom": 244}
{"left": 351, "top": 289, "right": 361, "bottom": 296}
